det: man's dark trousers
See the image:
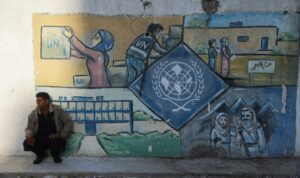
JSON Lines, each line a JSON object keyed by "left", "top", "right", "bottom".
{"left": 23, "top": 136, "right": 66, "bottom": 157}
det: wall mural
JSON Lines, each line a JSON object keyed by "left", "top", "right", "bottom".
{"left": 33, "top": 12, "right": 299, "bottom": 158}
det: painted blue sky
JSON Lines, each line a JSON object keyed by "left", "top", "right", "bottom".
{"left": 184, "top": 12, "right": 300, "bottom": 39}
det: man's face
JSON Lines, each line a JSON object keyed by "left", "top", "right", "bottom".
{"left": 36, "top": 97, "right": 49, "bottom": 110}
{"left": 240, "top": 110, "right": 252, "bottom": 124}
{"left": 225, "top": 39, "right": 229, "bottom": 46}
{"left": 218, "top": 115, "right": 228, "bottom": 128}
{"left": 212, "top": 40, "right": 216, "bottom": 47}
{"left": 153, "top": 30, "right": 162, "bottom": 39}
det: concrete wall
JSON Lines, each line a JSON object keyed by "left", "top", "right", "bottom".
{"left": 0, "top": 0, "right": 299, "bottom": 157}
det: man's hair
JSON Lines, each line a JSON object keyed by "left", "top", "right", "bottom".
{"left": 147, "top": 23, "right": 164, "bottom": 34}
{"left": 36, "top": 92, "right": 50, "bottom": 101}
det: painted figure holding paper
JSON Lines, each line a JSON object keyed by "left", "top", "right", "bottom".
{"left": 63, "top": 27, "right": 114, "bottom": 88}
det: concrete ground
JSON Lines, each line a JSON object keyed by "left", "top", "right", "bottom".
{"left": 0, "top": 156, "right": 299, "bottom": 178}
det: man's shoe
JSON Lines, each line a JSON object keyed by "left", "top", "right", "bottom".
{"left": 33, "top": 156, "right": 43, "bottom": 164}
{"left": 53, "top": 156, "right": 62, "bottom": 163}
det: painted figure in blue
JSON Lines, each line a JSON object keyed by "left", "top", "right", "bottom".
{"left": 211, "top": 112, "right": 231, "bottom": 155}
{"left": 237, "top": 107, "right": 266, "bottom": 157}
{"left": 207, "top": 39, "right": 218, "bottom": 71}
{"left": 126, "top": 23, "right": 168, "bottom": 84}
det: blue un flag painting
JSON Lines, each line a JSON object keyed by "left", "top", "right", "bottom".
{"left": 129, "top": 43, "right": 229, "bottom": 130}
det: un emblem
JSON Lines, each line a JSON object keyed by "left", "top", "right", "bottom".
{"left": 129, "top": 43, "right": 228, "bottom": 130}
{"left": 152, "top": 60, "right": 205, "bottom": 112}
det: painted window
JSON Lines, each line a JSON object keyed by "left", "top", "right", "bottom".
{"left": 237, "top": 36, "right": 250, "bottom": 42}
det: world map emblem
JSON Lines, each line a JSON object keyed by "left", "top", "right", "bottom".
{"left": 152, "top": 61, "right": 205, "bottom": 112}
{"left": 129, "top": 43, "right": 229, "bottom": 130}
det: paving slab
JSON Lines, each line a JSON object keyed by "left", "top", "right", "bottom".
{"left": 0, "top": 156, "right": 299, "bottom": 177}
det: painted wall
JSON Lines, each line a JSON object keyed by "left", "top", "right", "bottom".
{"left": 0, "top": 0, "right": 299, "bottom": 158}
{"left": 34, "top": 14, "right": 183, "bottom": 87}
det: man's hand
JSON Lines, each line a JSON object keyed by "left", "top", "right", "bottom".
{"left": 25, "top": 136, "right": 35, "bottom": 146}
{"left": 62, "top": 27, "right": 74, "bottom": 39}
{"left": 216, "top": 140, "right": 222, "bottom": 148}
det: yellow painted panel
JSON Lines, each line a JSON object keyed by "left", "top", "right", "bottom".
{"left": 199, "top": 54, "right": 299, "bottom": 86}
{"left": 33, "top": 14, "right": 183, "bottom": 87}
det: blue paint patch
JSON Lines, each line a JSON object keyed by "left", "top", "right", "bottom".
{"left": 130, "top": 43, "right": 228, "bottom": 130}
{"left": 259, "top": 87, "right": 296, "bottom": 157}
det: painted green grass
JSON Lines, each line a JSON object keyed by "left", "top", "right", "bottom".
{"left": 62, "top": 133, "right": 85, "bottom": 156}
{"left": 97, "top": 131, "right": 180, "bottom": 157}
{"left": 133, "top": 110, "right": 160, "bottom": 121}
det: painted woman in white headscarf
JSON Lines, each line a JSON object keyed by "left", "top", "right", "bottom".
{"left": 237, "top": 107, "right": 266, "bottom": 157}
{"left": 63, "top": 27, "right": 114, "bottom": 88}
{"left": 211, "top": 112, "right": 231, "bottom": 155}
